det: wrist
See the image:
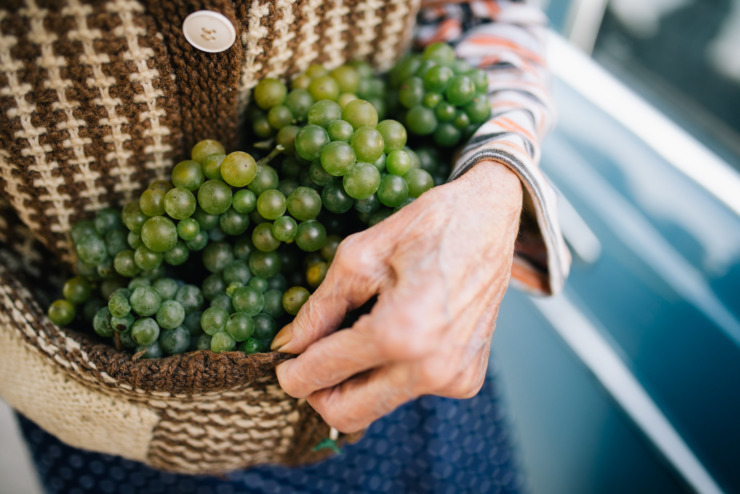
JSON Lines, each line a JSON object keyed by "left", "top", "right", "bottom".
{"left": 456, "top": 160, "right": 523, "bottom": 214}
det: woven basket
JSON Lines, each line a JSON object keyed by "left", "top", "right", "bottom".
{"left": 0, "top": 0, "right": 419, "bottom": 474}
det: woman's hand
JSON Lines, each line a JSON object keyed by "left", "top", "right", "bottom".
{"left": 272, "top": 161, "right": 523, "bottom": 433}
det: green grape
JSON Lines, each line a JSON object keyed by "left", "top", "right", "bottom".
{"left": 446, "top": 75, "right": 476, "bottom": 106}
{"left": 423, "top": 42, "right": 456, "bottom": 64}
{"left": 292, "top": 73, "right": 311, "bottom": 90}
{"left": 350, "top": 126, "right": 384, "bottom": 163}
{"left": 399, "top": 77, "right": 424, "bottom": 109}
{"left": 306, "top": 261, "right": 328, "bottom": 289}
{"left": 452, "top": 110, "right": 470, "bottom": 130}
{"left": 94, "top": 208, "right": 122, "bottom": 235}
{"left": 463, "top": 95, "right": 490, "bottom": 124}
{"left": 354, "top": 194, "right": 381, "bottom": 215}
{"left": 130, "top": 286, "right": 161, "bottom": 317}
{"left": 164, "top": 187, "right": 197, "bottom": 220}
{"left": 330, "top": 65, "right": 360, "bottom": 93}
{"left": 177, "top": 217, "right": 200, "bottom": 241}
{"left": 159, "top": 326, "right": 190, "bottom": 355}
{"left": 469, "top": 68, "right": 489, "bottom": 93}
{"left": 141, "top": 263, "right": 166, "bottom": 280}
{"left": 191, "top": 139, "right": 226, "bottom": 164}
{"left": 385, "top": 150, "right": 412, "bottom": 176}
{"left": 118, "top": 330, "right": 137, "bottom": 349}
{"left": 369, "top": 208, "right": 393, "bottom": 226}
{"left": 320, "top": 141, "right": 356, "bottom": 176}
{"left": 198, "top": 179, "right": 233, "bottom": 215}
{"left": 232, "top": 189, "right": 257, "bottom": 214}
{"left": 248, "top": 276, "right": 269, "bottom": 293}
{"left": 434, "top": 123, "right": 461, "bottom": 147}
{"left": 122, "top": 201, "right": 149, "bottom": 234}
{"left": 327, "top": 119, "right": 354, "bottom": 142}
{"left": 148, "top": 180, "right": 173, "bottom": 193}
{"left": 195, "top": 334, "right": 212, "bottom": 350}
{"left": 350, "top": 60, "right": 374, "bottom": 80}
{"left": 377, "top": 174, "right": 409, "bottom": 207}
{"left": 63, "top": 276, "right": 92, "bottom": 305}
{"left": 233, "top": 236, "right": 255, "bottom": 260}
{"left": 272, "top": 216, "right": 297, "bottom": 242}
{"left": 210, "top": 293, "right": 233, "bottom": 313}
{"left": 320, "top": 235, "right": 341, "bottom": 262}
{"left": 295, "top": 125, "right": 330, "bottom": 161}
{"left": 267, "top": 274, "right": 288, "bottom": 291}
{"left": 76, "top": 233, "right": 108, "bottom": 265}
{"left": 256, "top": 189, "right": 287, "bottom": 220}
{"left": 96, "top": 259, "right": 116, "bottom": 280}
{"left": 337, "top": 93, "right": 357, "bottom": 108}
{"left": 254, "top": 78, "right": 287, "bottom": 109}
{"left": 247, "top": 165, "right": 280, "bottom": 195}
{"left": 110, "top": 313, "right": 135, "bottom": 333}
{"left": 131, "top": 317, "right": 159, "bottom": 346}
{"left": 156, "top": 300, "right": 185, "bottom": 330}
{"left": 219, "top": 208, "right": 249, "bottom": 236}
{"left": 406, "top": 105, "right": 437, "bottom": 135}
{"left": 285, "top": 89, "right": 314, "bottom": 121}
{"left": 282, "top": 286, "right": 310, "bottom": 316}
{"left": 48, "top": 299, "right": 76, "bottom": 326}
{"left": 295, "top": 220, "right": 326, "bottom": 251}
{"left": 276, "top": 125, "right": 300, "bottom": 155}
{"left": 372, "top": 153, "right": 386, "bottom": 172}
{"left": 262, "top": 289, "right": 285, "bottom": 318}
{"left": 139, "top": 188, "right": 166, "bottom": 217}
{"left": 183, "top": 310, "right": 203, "bottom": 336}
{"left": 435, "top": 101, "right": 456, "bottom": 122}
{"left": 250, "top": 209, "right": 269, "bottom": 226}
{"left": 451, "top": 59, "right": 472, "bottom": 74}
{"left": 175, "top": 284, "right": 204, "bottom": 314}
{"left": 223, "top": 259, "right": 251, "bottom": 285}
{"left": 248, "top": 251, "right": 282, "bottom": 278}
{"left": 308, "top": 161, "right": 333, "bottom": 187}
{"left": 171, "top": 160, "right": 205, "bottom": 191}
{"left": 308, "top": 100, "right": 342, "bottom": 129}
{"left": 193, "top": 207, "right": 220, "bottom": 230}
{"left": 140, "top": 216, "right": 177, "bottom": 253}
{"left": 82, "top": 297, "right": 105, "bottom": 323}
{"left": 286, "top": 186, "right": 322, "bottom": 221}
{"left": 70, "top": 220, "right": 96, "bottom": 245}
{"left": 305, "top": 63, "right": 328, "bottom": 78}
{"left": 153, "top": 278, "right": 179, "bottom": 300}
{"left": 127, "top": 277, "right": 150, "bottom": 290}
{"left": 278, "top": 179, "right": 299, "bottom": 198}
{"left": 105, "top": 229, "right": 128, "bottom": 257}
{"left": 308, "top": 75, "right": 340, "bottom": 101}
{"left": 252, "top": 313, "right": 277, "bottom": 340}
{"left": 225, "top": 312, "right": 255, "bottom": 342}
{"left": 100, "top": 279, "right": 128, "bottom": 300}
{"left": 423, "top": 92, "right": 442, "bottom": 108}
{"left": 253, "top": 113, "right": 273, "bottom": 138}
{"left": 252, "top": 222, "right": 281, "bottom": 252}
{"left": 92, "top": 307, "right": 114, "bottom": 337}
{"left": 135, "top": 341, "right": 163, "bottom": 357}
{"left": 185, "top": 230, "right": 209, "bottom": 251}
{"left": 415, "top": 59, "right": 437, "bottom": 79}
{"left": 376, "top": 120, "right": 407, "bottom": 153}
{"left": 394, "top": 197, "right": 416, "bottom": 212}
{"left": 202, "top": 153, "right": 226, "bottom": 180}
{"left": 127, "top": 231, "right": 142, "bottom": 249}
{"left": 267, "top": 105, "right": 294, "bottom": 130}
{"left": 343, "top": 162, "right": 381, "bottom": 200}
{"left": 210, "top": 332, "right": 236, "bottom": 353}
{"left": 202, "top": 273, "right": 226, "bottom": 301}
{"left": 231, "top": 286, "right": 264, "bottom": 316}
{"left": 342, "top": 99, "right": 378, "bottom": 129}
{"left": 405, "top": 168, "right": 435, "bottom": 198}
{"left": 239, "top": 338, "right": 263, "bottom": 354}
{"left": 423, "top": 65, "right": 454, "bottom": 93}
{"left": 201, "top": 306, "right": 228, "bottom": 335}
{"left": 321, "top": 182, "right": 354, "bottom": 214}
{"left": 203, "top": 242, "right": 234, "bottom": 273}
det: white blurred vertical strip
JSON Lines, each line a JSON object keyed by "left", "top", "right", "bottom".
{"left": 0, "top": 400, "right": 42, "bottom": 494}
{"left": 532, "top": 295, "right": 724, "bottom": 494}
{"left": 564, "top": 0, "right": 609, "bottom": 53}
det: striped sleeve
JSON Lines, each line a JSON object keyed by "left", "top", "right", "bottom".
{"left": 416, "top": 0, "right": 571, "bottom": 296}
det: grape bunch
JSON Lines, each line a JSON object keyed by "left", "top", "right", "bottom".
{"left": 47, "top": 44, "right": 492, "bottom": 359}
{"left": 388, "top": 42, "right": 491, "bottom": 148}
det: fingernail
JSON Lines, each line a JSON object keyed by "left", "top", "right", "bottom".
{"left": 271, "top": 324, "right": 293, "bottom": 352}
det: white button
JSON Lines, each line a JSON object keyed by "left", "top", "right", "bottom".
{"left": 182, "top": 10, "right": 236, "bottom": 53}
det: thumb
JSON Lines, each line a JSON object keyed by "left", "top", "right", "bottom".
{"left": 271, "top": 234, "right": 389, "bottom": 354}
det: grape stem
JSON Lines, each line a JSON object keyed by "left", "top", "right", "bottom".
{"left": 114, "top": 332, "right": 122, "bottom": 351}
{"left": 256, "top": 145, "right": 285, "bottom": 167}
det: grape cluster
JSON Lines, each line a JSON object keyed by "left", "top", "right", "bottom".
{"left": 389, "top": 42, "right": 491, "bottom": 148}
{"left": 47, "top": 45, "right": 492, "bottom": 359}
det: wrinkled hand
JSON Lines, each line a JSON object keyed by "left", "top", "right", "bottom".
{"left": 272, "top": 161, "right": 523, "bottom": 433}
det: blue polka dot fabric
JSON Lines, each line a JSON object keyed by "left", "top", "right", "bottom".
{"left": 18, "top": 378, "right": 519, "bottom": 494}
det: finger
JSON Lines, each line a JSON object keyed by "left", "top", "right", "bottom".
{"left": 272, "top": 234, "right": 390, "bottom": 354}
{"left": 275, "top": 316, "right": 388, "bottom": 398}
{"left": 306, "top": 362, "right": 418, "bottom": 434}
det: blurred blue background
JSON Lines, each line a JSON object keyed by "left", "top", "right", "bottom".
{"left": 493, "top": 1, "right": 740, "bottom": 493}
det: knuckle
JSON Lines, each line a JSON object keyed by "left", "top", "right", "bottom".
{"left": 307, "top": 396, "right": 363, "bottom": 434}
{"left": 275, "top": 363, "right": 307, "bottom": 398}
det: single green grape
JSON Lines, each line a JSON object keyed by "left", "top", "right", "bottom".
{"left": 267, "top": 273, "right": 288, "bottom": 291}
{"left": 406, "top": 105, "right": 437, "bottom": 135}
{"left": 276, "top": 125, "right": 300, "bottom": 155}
{"left": 434, "top": 123, "right": 461, "bottom": 147}
{"left": 354, "top": 194, "right": 381, "bottom": 215}
{"left": 369, "top": 207, "right": 393, "bottom": 226}
{"left": 185, "top": 230, "right": 209, "bottom": 251}
{"left": 376, "top": 119, "right": 407, "bottom": 153}
{"left": 127, "top": 231, "right": 142, "bottom": 249}
{"left": 321, "top": 182, "right": 354, "bottom": 214}
{"left": 463, "top": 95, "right": 491, "bottom": 124}
{"left": 278, "top": 179, "right": 299, "bottom": 198}
{"left": 308, "top": 161, "right": 333, "bottom": 187}
{"left": 253, "top": 78, "right": 287, "bottom": 109}
{"left": 305, "top": 63, "right": 328, "bottom": 79}
{"left": 295, "top": 220, "right": 327, "bottom": 251}
{"left": 350, "top": 126, "right": 384, "bottom": 163}
{"left": 171, "top": 160, "right": 205, "bottom": 191}
{"left": 435, "top": 101, "right": 456, "bottom": 122}
{"left": 320, "top": 235, "right": 341, "bottom": 262}
{"left": 159, "top": 326, "right": 190, "bottom": 355}
{"left": 330, "top": 65, "right": 360, "bottom": 93}
{"left": 422, "top": 42, "right": 456, "bottom": 64}
{"left": 308, "top": 100, "right": 342, "bottom": 129}
{"left": 96, "top": 259, "right": 116, "bottom": 280}
{"left": 267, "top": 105, "right": 294, "bottom": 130}
{"left": 252, "top": 313, "right": 277, "bottom": 340}
{"left": 295, "top": 125, "right": 330, "bottom": 161}
{"left": 306, "top": 261, "right": 328, "bottom": 289}
{"left": 272, "top": 216, "right": 297, "bottom": 242}
{"left": 129, "top": 286, "right": 161, "bottom": 317}
{"left": 240, "top": 338, "right": 262, "bottom": 354}
{"left": 225, "top": 312, "right": 255, "bottom": 342}
{"left": 94, "top": 208, "right": 122, "bottom": 235}
{"left": 231, "top": 286, "right": 264, "bottom": 316}
{"left": 286, "top": 186, "right": 322, "bottom": 221}
{"left": 342, "top": 99, "right": 378, "bottom": 129}
{"left": 202, "top": 273, "right": 226, "bottom": 301}
{"left": 327, "top": 119, "right": 354, "bottom": 142}
{"left": 105, "top": 229, "right": 128, "bottom": 257}
{"left": 219, "top": 208, "right": 250, "bottom": 236}
{"left": 202, "top": 153, "right": 226, "bottom": 180}
{"left": 452, "top": 110, "right": 470, "bottom": 130}
{"left": 223, "top": 259, "right": 251, "bottom": 285}
{"left": 262, "top": 289, "right": 285, "bottom": 319}
{"left": 285, "top": 89, "right": 314, "bottom": 121}
{"left": 175, "top": 284, "right": 204, "bottom": 314}
{"left": 122, "top": 201, "right": 149, "bottom": 234}
{"left": 210, "top": 332, "right": 236, "bottom": 353}
{"left": 320, "top": 141, "right": 356, "bottom": 176}
{"left": 99, "top": 279, "right": 127, "bottom": 300}
{"left": 385, "top": 149, "right": 413, "bottom": 176}
{"left": 446, "top": 75, "right": 476, "bottom": 106}
{"left": 256, "top": 189, "right": 287, "bottom": 220}
{"left": 195, "top": 334, "right": 212, "bottom": 351}
{"left": 139, "top": 188, "right": 166, "bottom": 217}
{"left": 423, "top": 92, "right": 442, "bottom": 109}
{"left": 248, "top": 276, "right": 269, "bottom": 293}
{"left": 210, "top": 293, "right": 233, "bottom": 313}
{"left": 342, "top": 162, "right": 381, "bottom": 200}
{"left": 193, "top": 207, "right": 220, "bottom": 230}
{"left": 201, "top": 306, "right": 229, "bottom": 335}
{"left": 107, "top": 289, "right": 131, "bottom": 318}
{"left": 247, "top": 165, "right": 280, "bottom": 195}
{"left": 92, "top": 307, "right": 114, "bottom": 337}
{"left": 191, "top": 139, "right": 226, "bottom": 164}
{"left": 177, "top": 217, "right": 200, "bottom": 241}
{"left": 308, "top": 75, "right": 340, "bottom": 101}
{"left": 70, "top": 220, "right": 96, "bottom": 245}
{"left": 140, "top": 216, "right": 178, "bottom": 253}
{"left": 232, "top": 189, "right": 257, "bottom": 215}
{"left": 252, "top": 222, "right": 281, "bottom": 252}
{"left": 82, "top": 298, "right": 105, "bottom": 323}
{"left": 282, "top": 286, "right": 310, "bottom": 316}
{"left": 377, "top": 174, "right": 409, "bottom": 207}
{"left": 291, "top": 73, "right": 311, "bottom": 90}
{"left": 148, "top": 180, "right": 173, "bottom": 193}
{"left": 110, "top": 313, "right": 135, "bottom": 333}
{"left": 127, "top": 277, "right": 150, "bottom": 290}
{"left": 233, "top": 236, "right": 255, "bottom": 260}
{"left": 248, "top": 251, "right": 282, "bottom": 278}
{"left": 156, "top": 300, "right": 185, "bottom": 330}
{"left": 399, "top": 77, "right": 424, "bottom": 109}
{"left": 131, "top": 317, "right": 160, "bottom": 346}
{"left": 220, "top": 152, "right": 258, "bottom": 190}
{"left": 423, "top": 65, "right": 454, "bottom": 93}
{"left": 153, "top": 278, "right": 179, "bottom": 300}
{"left": 198, "top": 179, "right": 233, "bottom": 215}
{"left": 202, "top": 242, "right": 234, "bottom": 273}
{"left": 164, "top": 187, "right": 197, "bottom": 220}
{"left": 63, "top": 276, "right": 92, "bottom": 305}
{"left": 372, "top": 153, "right": 386, "bottom": 172}
{"left": 76, "top": 233, "right": 108, "bottom": 265}
{"left": 338, "top": 93, "right": 357, "bottom": 108}
{"left": 48, "top": 299, "right": 76, "bottom": 326}
{"left": 405, "top": 168, "right": 435, "bottom": 198}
